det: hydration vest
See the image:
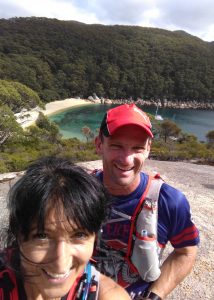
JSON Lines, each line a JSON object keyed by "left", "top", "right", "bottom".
{"left": 94, "top": 173, "right": 164, "bottom": 288}
{"left": 0, "top": 260, "right": 99, "bottom": 300}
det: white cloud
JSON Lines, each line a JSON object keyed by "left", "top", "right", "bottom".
{"left": 0, "top": 0, "right": 97, "bottom": 23}
{"left": 0, "top": 0, "right": 214, "bottom": 42}
{"left": 154, "top": 0, "right": 214, "bottom": 31}
{"left": 198, "top": 24, "right": 214, "bottom": 42}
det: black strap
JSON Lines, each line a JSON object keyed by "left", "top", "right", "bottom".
{"left": 61, "top": 293, "right": 69, "bottom": 300}
{"left": 142, "top": 290, "right": 162, "bottom": 300}
{"left": 0, "top": 272, "right": 15, "bottom": 300}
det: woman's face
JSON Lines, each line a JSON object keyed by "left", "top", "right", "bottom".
{"left": 19, "top": 208, "right": 95, "bottom": 299}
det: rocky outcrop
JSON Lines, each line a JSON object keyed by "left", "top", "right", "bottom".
{"left": 99, "top": 98, "right": 214, "bottom": 110}
{"left": 136, "top": 98, "right": 214, "bottom": 110}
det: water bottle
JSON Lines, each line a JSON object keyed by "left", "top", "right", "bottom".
{"left": 131, "top": 229, "right": 161, "bottom": 282}
{"left": 141, "top": 229, "right": 148, "bottom": 237}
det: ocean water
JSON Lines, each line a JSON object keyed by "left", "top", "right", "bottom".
{"left": 49, "top": 103, "right": 214, "bottom": 142}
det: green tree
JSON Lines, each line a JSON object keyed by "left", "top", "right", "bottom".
{"left": 0, "top": 105, "right": 23, "bottom": 146}
{"left": 206, "top": 130, "right": 214, "bottom": 148}
{"left": 36, "top": 112, "right": 61, "bottom": 143}
{"left": 81, "top": 126, "right": 94, "bottom": 142}
{"left": 0, "top": 79, "right": 43, "bottom": 113}
{"left": 159, "top": 119, "right": 181, "bottom": 142}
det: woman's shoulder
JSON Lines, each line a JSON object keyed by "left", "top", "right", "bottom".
{"left": 98, "top": 273, "right": 131, "bottom": 300}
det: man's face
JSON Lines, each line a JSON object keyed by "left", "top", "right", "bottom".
{"left": 95, "top": 125, "right": 151, "bottom": 195}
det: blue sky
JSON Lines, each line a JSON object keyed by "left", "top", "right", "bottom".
{"left": 0, "top": 0, "right": 214, "bottom": 42}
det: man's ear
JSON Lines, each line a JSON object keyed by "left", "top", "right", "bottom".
{"left": 144, "top": 138, "right": 152, "bottom": 159}
{"left": 95, "top": 135, "right": 103, "bottom": 155}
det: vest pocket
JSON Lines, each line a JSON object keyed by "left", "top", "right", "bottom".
{"left": 131, "top": 233, "right": 161, "bottom": 282}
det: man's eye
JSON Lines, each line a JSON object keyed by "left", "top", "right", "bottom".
{"left": 134, "top": 147, "right": 145, "bottom": 152}
{"left": 110, "top": 144, "right": 121, "bottom": 149}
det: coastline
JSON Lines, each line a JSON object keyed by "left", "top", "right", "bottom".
{"left": 16, "top": 97, "right": 214, "bottom": 129}
{"left": 42, "top": 98, "right": 94, "bottom": 116}
{"left": 16, "top": 98, "right": 95, "bottom": 128}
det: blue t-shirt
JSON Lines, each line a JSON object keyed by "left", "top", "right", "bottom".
{"left": 98, "top": 171, "right": 199, "bottom": 248}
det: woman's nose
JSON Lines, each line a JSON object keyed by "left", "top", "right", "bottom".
{"left": 53, "top": 240, "right": 73, "bottom": 271}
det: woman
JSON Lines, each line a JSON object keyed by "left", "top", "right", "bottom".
{"left": 0, "top": 157, "right": 130, "bottom": 300}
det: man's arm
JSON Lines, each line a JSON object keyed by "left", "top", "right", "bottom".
{"left": 147, "top": 245, "right": 198, "bottom": 299}
{"left": 99, "top": 273, "right": 131, "bottom": 300}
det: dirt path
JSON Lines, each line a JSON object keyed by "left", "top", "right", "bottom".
{"left": 0, "top": 159, "right": 214, "bottom": 299}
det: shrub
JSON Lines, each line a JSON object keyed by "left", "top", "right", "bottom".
{"left": 7, "top": 154, "right": 30, "bottom": 172}
{"left": 0, "top": 160, "right": 9, "bottom": 173}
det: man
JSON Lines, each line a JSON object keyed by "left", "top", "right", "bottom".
{"left": 93, "top": 104, "right": 199, "bottom": 300}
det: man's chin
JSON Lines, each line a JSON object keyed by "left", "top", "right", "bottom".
{"left": 114, "top": 178, "right": 137, "bottom": 189}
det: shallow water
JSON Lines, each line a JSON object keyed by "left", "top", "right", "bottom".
{"left": 49, "top": 103, "right": 214, "bottom": 142}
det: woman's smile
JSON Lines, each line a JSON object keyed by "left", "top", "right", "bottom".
{"left": 41, "top": 268, "right": 73, "bottom": 282}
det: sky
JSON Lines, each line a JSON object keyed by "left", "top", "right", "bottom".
{"left": 0, "top": 0, "right": 214, "bottom": 42}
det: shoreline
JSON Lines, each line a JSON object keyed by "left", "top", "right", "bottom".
{"left": 42, "top": 98, "right": 95, "bottom": 116}
{"left": 16, "top": 98, "right": 95, "bottom": 128}
{"left": 15, "top": 97, "right": 214, "bottom": 132}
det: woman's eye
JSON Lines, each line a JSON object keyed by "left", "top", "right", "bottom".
{"left": 72, "top": 231, "right": 87, "bottom": 240}
{"left": 32, "top": 233, "right": 48, "bottom": 240}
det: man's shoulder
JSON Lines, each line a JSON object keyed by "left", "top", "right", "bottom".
{"left": 158, "top": 181, "right": 189, "bottom": 214}
{"left": 141, "top": 171, "right": 187, "bottom": 209}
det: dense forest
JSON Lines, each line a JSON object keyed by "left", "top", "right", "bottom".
{"left": 0, "top": 79, "right": 43, "bottom": 112}
{"left": 0, "top": 17, "right": 214, "bottom": 106}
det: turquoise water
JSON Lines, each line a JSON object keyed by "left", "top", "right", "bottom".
{"left": 49, "top": 103, "right": 214, "bottom": 142}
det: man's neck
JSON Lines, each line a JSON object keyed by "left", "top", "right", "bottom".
{"left": 103, "top": 176, "right": 141, "bottom": 196}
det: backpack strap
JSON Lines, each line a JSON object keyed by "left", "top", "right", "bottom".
{"left": 65, "top": 262, "right": 99, "bottom": 300}
{"left": 0, "top": 269, "right": 19, "bottom": 300}
{"left": 126, "top": 175, "right": 153, "bottom": 259}
{"left": 146, "top": 175, "right": 163, "bottom": 204}
{"left": 126, "top": 175, "right": 164, "bottom": 272}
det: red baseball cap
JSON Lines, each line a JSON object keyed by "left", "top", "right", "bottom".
{"left": 100, "top": 104, "right": 153, "bottom": 138}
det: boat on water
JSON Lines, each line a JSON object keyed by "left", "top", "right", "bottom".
{"left": 155, "top": 114, "right": 164, "bottom": 121}
{"left": 155, "top": 103, "right": 163, "bottom": 121}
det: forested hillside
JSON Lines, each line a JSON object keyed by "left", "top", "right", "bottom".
{"left": 0, "top": 17, "right": 214, "bottom": 104}
{"left": 0, "top": 80, "right": 43, "bottom": 112}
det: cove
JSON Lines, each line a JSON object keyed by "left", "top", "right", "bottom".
{"left": 48, "top": 103, "right": 214, "bottom": 142}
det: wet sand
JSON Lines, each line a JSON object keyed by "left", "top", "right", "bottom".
{"left": 16, "top": 98, "right": 94, "bottom": 128}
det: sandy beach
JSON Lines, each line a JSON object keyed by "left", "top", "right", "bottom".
{"left": 16, "top": 98, "right": 94, "bottom": 128}
{"left": 42, "top": 98, "right": 94, "bottom": 116}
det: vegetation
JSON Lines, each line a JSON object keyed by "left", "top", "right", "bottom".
{"left": 0, "top": 17, "right": 214, "bottom": 104}
{"left": 0, "top": 80, "right": 43, "bottom": 113}
{"left": 0, "top": 109, "right": 213, "bottom": 174}
{"left": 159, "top": 120, "right": 181, "bottom": 142}
{"left": 0, "top": 104, "right": 23, "bottom": 146}
{"left": 0, "top": 17, "right": 213, "bottom": 173}
{"left": 0, "top": 117, "right": 99, "bottom": 173}
{"left": 81, "top": 126, "right": 95, "bottom": 142}
{"left": 206, "top": 130, "right": 214, "bottom": 148}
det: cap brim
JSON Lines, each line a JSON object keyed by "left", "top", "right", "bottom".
{"left": 111, "top": 122, "right": 153, "bottom": 138}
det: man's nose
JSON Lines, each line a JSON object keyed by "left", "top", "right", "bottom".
{"left": 120, "top": 149, "right": 134, "bottom": 164}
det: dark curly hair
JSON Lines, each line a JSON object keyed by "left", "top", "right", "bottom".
{"left": 7, "top": 156, "right": 108, "bottom": 246}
